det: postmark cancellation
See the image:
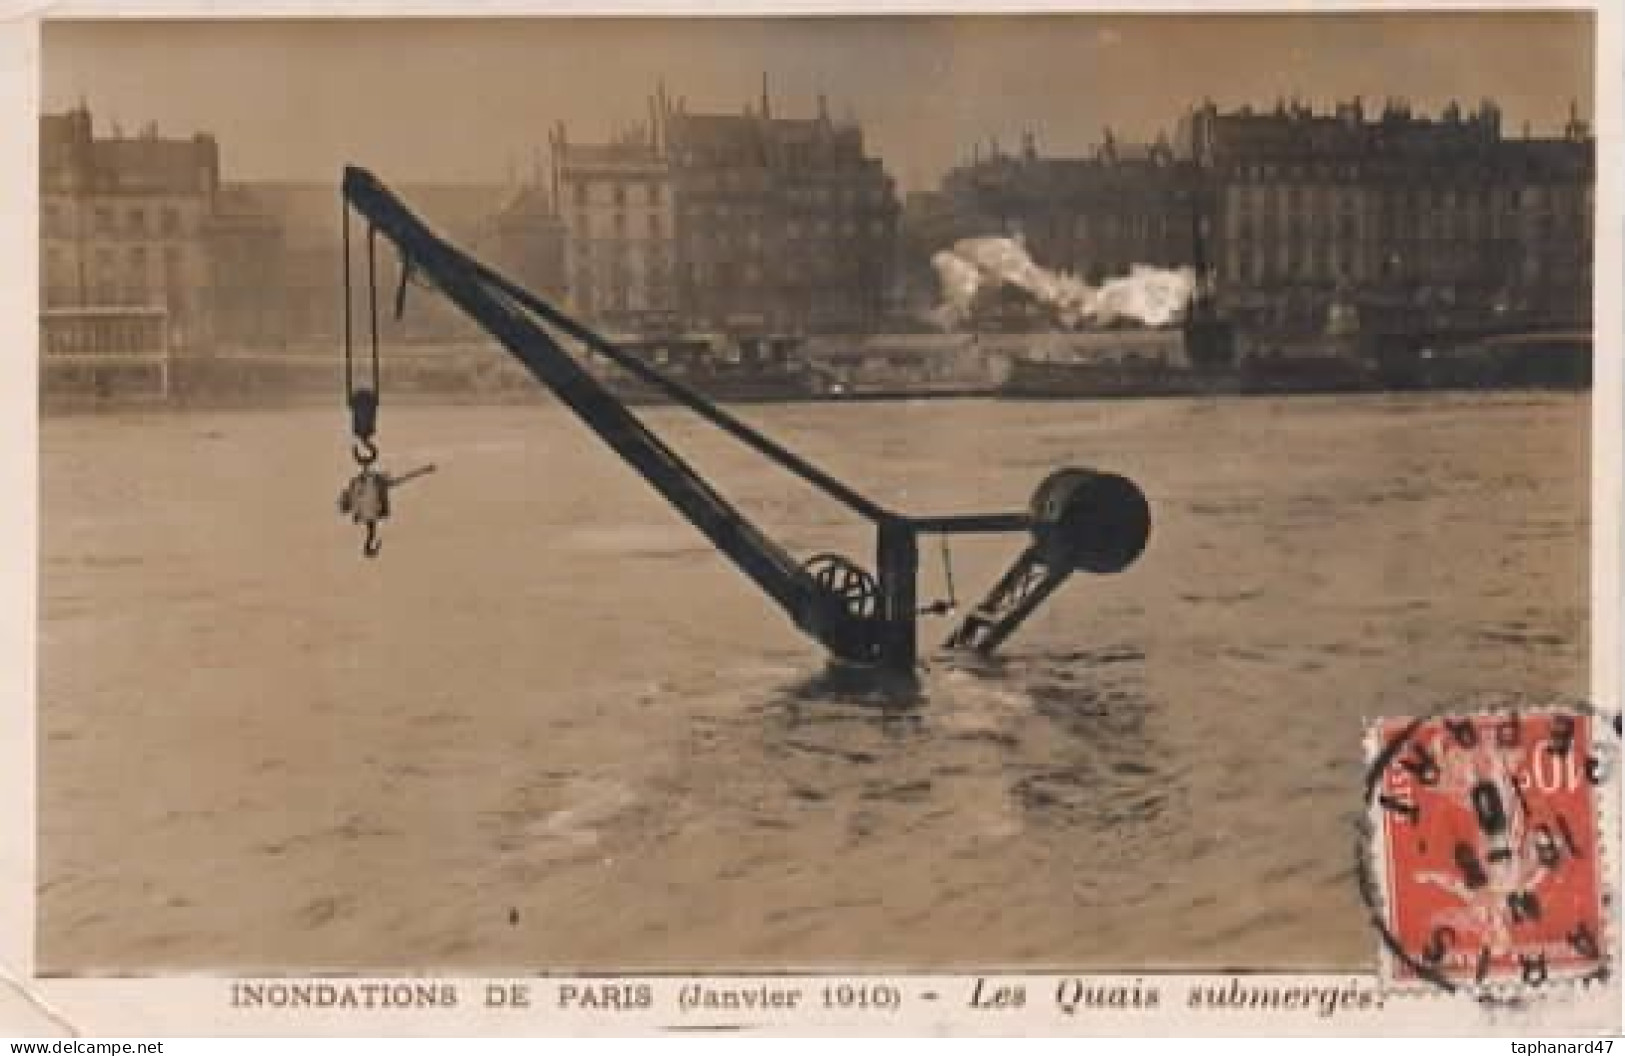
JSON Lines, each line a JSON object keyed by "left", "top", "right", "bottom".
{"left": 1363, "top": 708, "right": 1616, "bottom": 997}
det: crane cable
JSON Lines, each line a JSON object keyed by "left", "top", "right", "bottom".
{"left": 337, "top": 198, "right": 387, "bottom": 557}
{"left": 341, "top": 201, "right": 383, "bottom": 466}
{"left": 919, "top": 533, "right": 959, "bottom": 617}
{"left": 336, "top": 199, "right": 439, "bottom": 559}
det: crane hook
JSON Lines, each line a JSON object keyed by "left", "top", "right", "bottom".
{"left": 337, "top": 458, "right": 437, "bottom": 560}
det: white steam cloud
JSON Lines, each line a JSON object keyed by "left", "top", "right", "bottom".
{"left": 930, "top": 237, "right": 1195, "bottom": 330}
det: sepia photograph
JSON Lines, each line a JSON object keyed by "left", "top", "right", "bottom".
{"left": 30, "top": 5, "right": 1611, "bottom": 1011}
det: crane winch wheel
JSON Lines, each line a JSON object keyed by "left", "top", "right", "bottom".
{"left": 802, "top": 553, "right": 881, "bottom": 621}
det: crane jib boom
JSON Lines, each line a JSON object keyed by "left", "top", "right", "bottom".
{"left": 340, "top": 166, "right": 877, "bottom": 657}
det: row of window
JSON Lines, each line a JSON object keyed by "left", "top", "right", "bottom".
{"left": 572, "top": 269, "right": 674, "bottom": 297}
{"left": 42, "top": 202, "right": 187, "bottom": 238}
{"left": 41, "top": 317, "right": 169, "bottom": 357}
{"left": 1030, "top": 216, "right": 1178, "bottom": 239}
{"left": 572, "top": 213, "right": 668, "bottom": 240}
{"left": 573, "top": 288, "right": 677, "bottom": 314}
{"left": 44, "top": 245, "right": 187, "bottom": 276}
{"left": 685, "top": 181, "right": 890, "bottom": 206}
{"left": 1234, "top": 159, "right": 1592, "bottom": 184}
{"left": 576, "top": 257, "right": 876, "bottom": 290}
{"left": 683, "top": 228, "right": 888, "bottom": 251}
{"left": 1230, "top": 252, "right": 1360, "bottom": 284}
{"left": 570, "top": 250, "right": 672, "bottom": 273}
{"left": 569, "top": 182, "right": 666, "bottom": 209}
{"left": 1231, "top": 214, "right": 1570, "bottom": 242}
{"left": 43, "top": 279, "right": 188, "bottom": 307}
{"left": 570, "top": 211, "right": 890, "bottom": 238}
{"left": 1229, "top": 187, "right": 1363, "bottom": 213}
{"left": 566, "top": 176, "right": 891, "bottom": 209}
{"left": 1228, "top": 183, "right": 1588, "bottom": 213}
{"left": 689, "top": 223, "right": 890, "bottom": 244}
{"left": 1226, "top": 244, "right": 1569, "bottom": 285}
{"left": 1224, "top": 160, "right": 1569, "bottom": 184}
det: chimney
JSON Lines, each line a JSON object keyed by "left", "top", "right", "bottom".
{"left": 1564, "top": 98, "right": 1588, "bottom": 141}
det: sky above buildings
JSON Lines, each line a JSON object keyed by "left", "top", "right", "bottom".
{"left": 42, "top": 12, "right": 1594, "bottom": 194}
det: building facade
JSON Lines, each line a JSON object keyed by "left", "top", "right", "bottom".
{"left": 549, "top": 83, "right": 900, "bottom": 335}
{"left": 549, "top": 128, "right": 678, "bottom": 333}
{"left": 1177, "top": 97, "right": 1594, "bottom": 336}
{"left": 665, "top": 87, "right": 898, "bottom": 333}
{"left": 936, "top": 132, "right": 1191, "bottom": 284}
{"left": 904, "top": 132, "right": 1201, "bottom": 329}
{"left": 40, "top": 107, "right": 533, "bottom": 362}
{"left": 40, "top": 105, "right": 224, "bottom": 352}
{"left": 910, "top": 98, "right": 1593, "bottom": 344}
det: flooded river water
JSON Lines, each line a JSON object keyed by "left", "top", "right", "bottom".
{"left": 39, "top": 393, "right": 1590, "bottom": 973}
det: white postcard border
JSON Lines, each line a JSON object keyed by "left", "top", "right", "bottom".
{"left": 3, "top": 0, "right": 1620, "bottom": 1038}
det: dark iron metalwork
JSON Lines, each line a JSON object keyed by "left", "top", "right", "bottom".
{"left": 339, "top": 166, "right": 1150, "bottom": 673}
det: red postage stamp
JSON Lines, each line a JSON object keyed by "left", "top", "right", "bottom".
{"left": 1365, "top": 709, "right": 1610, "bottom": 991}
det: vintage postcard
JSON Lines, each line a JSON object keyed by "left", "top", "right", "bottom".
{"left": 4, "top": 0, "right": 1620, "bottom": 1038}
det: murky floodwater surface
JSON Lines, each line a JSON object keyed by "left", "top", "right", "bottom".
{"left": 39, "top": 394, "right": 1589, "bottom": 972}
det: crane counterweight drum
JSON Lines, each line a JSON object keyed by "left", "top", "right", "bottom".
{"left": 1028, "top": 468, "right": 1152, "bottom": 575}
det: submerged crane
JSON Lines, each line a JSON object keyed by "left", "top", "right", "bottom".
{"left": 337, "top": 166, "right": 1151, "bottom": 675}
